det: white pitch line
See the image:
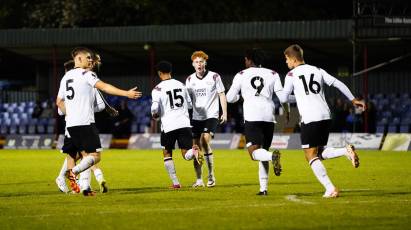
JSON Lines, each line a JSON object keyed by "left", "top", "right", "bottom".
{"left": 6, "top": 203, "right": 289, "bottom": 219}
{"left": 285, "top": 195, "right": 315, "bottom": 204}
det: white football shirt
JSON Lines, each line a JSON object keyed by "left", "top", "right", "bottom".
{"left": 151, "top": 79, "right": 192, "bottom": 133}
{"left": 185, "top": 70, "right": 225, "bottom": 120}
{"left": 226, "top": 67, "right": 283, "bottom": 122}
{"left": 282, "top": 64, "right": 336, "bottom": 124}
{"left": 57, "top": 68, "right": 99, "bottom": 127}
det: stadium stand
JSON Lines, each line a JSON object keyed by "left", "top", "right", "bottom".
{"left": 0, "top": 93, "right": 410, "bottom": 135}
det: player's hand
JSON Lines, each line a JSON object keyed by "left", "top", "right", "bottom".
{"left": 352, "top": 98, "right": 366, "bottom": 111}
{"left": 220, "top": 114, "right": 227, "bottom": 124}
{"left": 105, "top": 106, "right": 119, "bottom": 117}
{"left": 152, "top": 113, "right": 160, "bottom": 120}
{"left": 127, "top": 87, "right": 142, "bottom": 99}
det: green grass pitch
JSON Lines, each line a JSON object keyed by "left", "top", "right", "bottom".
{"left": 0, "top": 149, "right": 411, "bottom": 229}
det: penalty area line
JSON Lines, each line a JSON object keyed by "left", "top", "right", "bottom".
{"left": 285, "top": 195, "right": 315, "bottom": 204}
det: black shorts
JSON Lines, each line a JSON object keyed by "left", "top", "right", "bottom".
{"left": 300, "top": 120, "right": 331, "bottom": 148}
{"left": 191, "top": 118, "right": 219, "bottom": 138}
{"left": 244, "top": 121, "right": 275, "bottom": 150}
{"left": 67, "top": 124, "right": 102, "bottom": 153}
{"left": 161, "top": 127, "right": 193, "bottom": 151}
{"left": 61, "top": 136, "right": 79, "bottom": 159}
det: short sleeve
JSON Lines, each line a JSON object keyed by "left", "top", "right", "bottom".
{"left": 214, "top": 74, "right": 225, "bottom": 93}
{"left": 84, "top": 71, "right": 100, "bottom": 87}
{"left": 57, "top": 78, "right": 65, "bottom": 100}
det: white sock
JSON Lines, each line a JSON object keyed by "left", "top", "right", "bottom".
{"left": 309, "top": 157, "right": 335, "bottom": 191}
{"left": 72, "top": 156, "right": 95, "bottom": 175}
{"left": 93, "top": 168, "right": 104, "bottom": 183}
{"left": 321, "top": 147, "right": 347, "bottom": 160}
{"left": 79, "top": 168, "right": 91, "bottom": 191}
{"left": 184, "top": 149, "right": 194, "bottom": 160}
{"left": 193, "top": 160, "right": 202, "bottom": 180}
{"left": 205, "top": 153, "right": 214, "bottom": 180}
{"left": 58, "top": 158, "right": 68, "bottom": 178}
{"left": 252, "top": 148, "right": 272, "bottom": 161}
{"left": 164, "top": 157, "right": 179, "bottom": 185}
{"left": 259, "top": 161, "right": 269, "bottom": 192}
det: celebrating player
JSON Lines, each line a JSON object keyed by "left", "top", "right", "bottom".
{"left": 56, "top": 47, "right": 142, "bottom": 193}
{"left": 55, "top": 54, "right": 115, "bottom": 194}
{"left": 226, "top": 48, "right": 287, "bottom": 195}
{"left": 278, "top": 44, "right": 365, "bottom": 198}
{"left": 151, "top": 61, "right": 203, "bottom": 189}
{"left": 185, "top": 51, "right": 227, "bottom": 187}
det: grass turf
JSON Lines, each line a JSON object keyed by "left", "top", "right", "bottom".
{"left": 0, "top": 149, "right": 410, "bottom": 229}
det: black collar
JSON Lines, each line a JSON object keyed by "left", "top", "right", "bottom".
{"left": 195, "top": 70, "right": 209, "bottom": 80}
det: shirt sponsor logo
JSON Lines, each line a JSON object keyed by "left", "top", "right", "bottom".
{"left": 195, "top": 88, "right": 206, "bottom": 97}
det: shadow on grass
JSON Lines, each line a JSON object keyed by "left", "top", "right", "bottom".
{"left": 0, "top": 180, "right": 49, "bottom": 186}
{"left": 0, "top": 191, "right": 62, "bottom": 198}
{"left": 110, "top": 181, "right": 314, "bottom": 194}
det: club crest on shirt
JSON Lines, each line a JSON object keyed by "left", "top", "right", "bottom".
{"left": 287, "top": 72, "right": 293, "bottom": 77}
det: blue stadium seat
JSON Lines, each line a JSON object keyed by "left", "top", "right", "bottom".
{"left": 27, "top": 124, "right": 36, "bottom": 134}
{"left": 36, "top": 124, "right": 45, "bottom": 134}
{"left": 9, "top": 124, "right": 17, "bottom": 134}
{"left": 46, "top": 125, "right": 54, "bottom": 134}
{"left": 0, "top": 125, "right": 7, "bottom": 134}
{"left": 399, "top": 125, "right": 409, "bottom": 133}
{"left": 18, "top": 124, "right": 26, "bottom": 134}
{"left": 376, "top": 124, "right": 386, "bottom": 133}
{"left": 387, "top": 124, "right": 398, "bottom": 133}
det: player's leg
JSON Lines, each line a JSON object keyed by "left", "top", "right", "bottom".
{"left": 301, "top": 120, "right": 338, "bottom": 198}
{"left": 201, "top": 132, "right": 215, "bottom": 187}
{"left": 245, "top": 122, "right": 276, "bottom": 163}
{"left": 318, "top": 139, "right": 360, "bottom": 168}
{"left": 244, "top": 121, "right": 276, "bottom": 194}
{"left": 191, "top": 120, "right": 204, "bottom": 186}
{"left": 91, "top": 165, "right": 108, "bottom": 193}
{"left": 201, "top": 118, "right": 218, "bottom": 187}
{"left": 178, "top": 128, "right": 204, "bottom": 187}
{"left": 319, "top": 145, "right": 360, "bottom": 168}
{"left": 79, "top": 167, "right": 95, "bottom": 196}
{"left": 162, "top": 131, "right": 180, "bottom": 188}
{"left": 257, "top": 161, "right": 269, "bottom": 195}
{"left": 70, "top": 124, "right": 102, "bottom": 175}
{"left": 60, "top": 136, "right": 80, "bottom": 193}
{"left": 305, "top": 147, "right": 338, "bottom": 198}
{"left": 262, "top": 122, "right": 281, "bottom": 176}
{"left": 56, "top": 157, "right": 69, "bottom": 193}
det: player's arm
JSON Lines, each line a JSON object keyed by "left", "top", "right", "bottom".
{"left": 323, "top": 70, "right": 367, "bottom": 110}
{"left": 56, "top": 97, "right": 66, "bottom": 115}
{"left": 226, "top": 74, "right": 241, "bottom": 103}
{"left": 218, "top": 92, "right": 228, "bottom": 124}
{"left": 56, "top": 81, "right": 66, "bottom": 114}
{"left": 151, "top": 89, "right": 161, "bottom": 119}
{"left": 276, "top": 74, "right": 294, "bottom": 104}
{"left": 94, "top": 89, "right": 106, "bottom": 112}
{"left": 95, "top": 80, "right": 142, "bottom": 99}
{"left": 273, "top": 74, "right": 290, "bottom": 123}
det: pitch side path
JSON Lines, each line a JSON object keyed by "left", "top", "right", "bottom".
{"left": 0, "top": 149, "right": 410, "bottom": 229}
